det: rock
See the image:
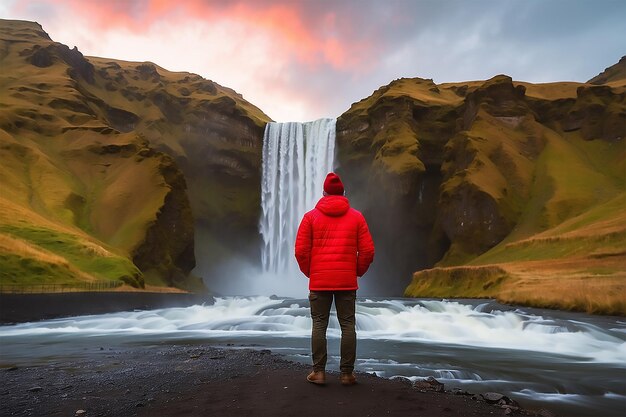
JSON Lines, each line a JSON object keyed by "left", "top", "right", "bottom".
{"left": 499, "top": 397, "right": 519, "bottom": 407}
{"left": 390, "top": 376, "right": 413, "bottom": 386}
{"left": 536, "top": 409, "right": 556, "bottom": 417}
{"left": 27, "top": 386, "right": 43, "bottom": 392}
{"left": 481, "top": 392, "right": 506, "bottom": 403}
{"left": 413, "top": 376, "right": 444, "bottom": 392}
{"left": 75, "top": 410, "right": 86, "bottom": 416}
{"left": 451, "top": 388, "right": 471, "bottom": 396}
{"left": 131, "top": 154, "right": 196, "bottom": 286}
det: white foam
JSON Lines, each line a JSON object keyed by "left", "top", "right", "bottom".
{"left": 1, "top": 297, "right": 624, "bottom": 364}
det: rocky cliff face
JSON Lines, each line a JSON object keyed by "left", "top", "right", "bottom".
{"left": 81, "top": 55, "right": 271, "bottom": 281}
{"left": 0, "top": 19, "right": 270, "bottom": 289}
{"left": 337, "top": 61, "right": 626, "bottom": 296}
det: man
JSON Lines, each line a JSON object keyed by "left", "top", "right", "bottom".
{"left": 295, "top": 172, "right": 375, "bottom": 386}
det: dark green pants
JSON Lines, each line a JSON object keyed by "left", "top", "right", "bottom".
{"left": 308, "top": 290, "right": 357, "bottom": 373}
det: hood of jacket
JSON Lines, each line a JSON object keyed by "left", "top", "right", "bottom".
{"left": 315, "top": 195, "right": 350, "bottom": 217}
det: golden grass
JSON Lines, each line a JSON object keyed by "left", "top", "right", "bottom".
{"left": 111, "top": 284, "right": 189, "bottom": 293}
{"left": 0, "top": 233, "right": 69, "bottom": 267}
{"left": 404, "top": 265, "right": 510, "bottom": 299}
{"left": 514, "top": 81, "right": 581, "bottom": 100}
{"left": 347, "top": 78, "right": 472, "bottom": 118}
{"left": 406, "top": 255, "right": 626, "bottom": 315}
{"left": 0, "top": 232, "right": 98, "bottom": 283}
{"left": 498, "top": 256, "right": 626, "bottom": 315}
{"left": 373, "top": 120, "right": 424, "bottom": 175}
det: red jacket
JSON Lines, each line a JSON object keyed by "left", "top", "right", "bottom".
{"left": 294, "top": 195, "right": 375, "bottom": 291}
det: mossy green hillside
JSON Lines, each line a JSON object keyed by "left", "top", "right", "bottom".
{"left": 0, "top": 18, "right": 273, "bottom": 289}
{"left": 0, "top": 20, "right": 201, "bottom": 288}
{"left": 339, "top": 62, "right": 625, "bottom": 311}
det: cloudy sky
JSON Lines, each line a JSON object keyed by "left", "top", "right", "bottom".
{"left": 3, "top": 0, "right": 625, "bottom": 122}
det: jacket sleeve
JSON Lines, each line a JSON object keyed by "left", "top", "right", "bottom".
{"left": 356, "top": 215, "right": 375, "bottom": 277}
{"left": 294, "top": 214, "right": 312, "bottom": 277}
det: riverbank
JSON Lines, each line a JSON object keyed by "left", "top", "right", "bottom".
{"left": 0, "top": 344, "right": 551, "bottom": 417}
{"left": 0, "top": 292, "right": 213, "bottom": 324}
{"left": 404, "top": 258, "right": 626, "bottom": 316}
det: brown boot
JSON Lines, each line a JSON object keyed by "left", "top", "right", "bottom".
{"left": 307, "top": 371, "right": 326, "bottom": 385}
{"left": 340, "top": 372, "right": 356, "bottom": 386}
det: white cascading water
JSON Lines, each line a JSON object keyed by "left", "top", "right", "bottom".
{"left": 4, "top": 297, "right": 623, "bottom": 363}
{"left": 259, "top": 118, "right": 336, "bottom": 280}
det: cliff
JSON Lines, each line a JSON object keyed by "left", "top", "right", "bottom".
{"left": 337, "top": 60, "right": 625, "bottom": 313}
{"left": 0, "top": 19, "right": 270, "bottom": 290}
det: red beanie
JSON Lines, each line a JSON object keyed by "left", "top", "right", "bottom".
{"left": 323, "top": 172, "right": 344, "bottom": 195}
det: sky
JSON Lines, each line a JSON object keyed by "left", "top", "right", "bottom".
{"left": 2, "top": 0, "right": 625, "bottom": 122}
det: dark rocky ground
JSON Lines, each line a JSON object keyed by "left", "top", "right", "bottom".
{"left": 0, "top": 344, "right": 549, "bottom": 417}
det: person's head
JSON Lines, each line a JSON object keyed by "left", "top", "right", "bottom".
{"left": 323, "top": 172, "right": 345, "bottom": 196}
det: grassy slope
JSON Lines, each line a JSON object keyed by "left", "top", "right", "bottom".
{"left": 79, "top": 56, "right": 270, "bottom": 222}
{"left": 1, "top": 19, "right": 271, "bottom": 291}
{"left": 359, "top": 75, "right": 626, "bottom": 313}
{"left": 0, "top": 132, "right": 150, "bottom": 289}
{"left": 82, "top": 48, "right": 271, "bottom": 281}
{"left": 0, "top": 20, "right": 184, "bottom": 289}
{"left": 0, "top": 69, "right": 147, "bottom": 290}
{"left": 406, "top": 130, "right": 625, "bottom": 313}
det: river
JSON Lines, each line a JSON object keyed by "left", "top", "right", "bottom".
{"left": 1, "top": 296, "right": 624, "bottom": 416}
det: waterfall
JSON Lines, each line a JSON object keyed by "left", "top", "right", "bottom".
{"left": 259, "top": 118, "right": 336, "bottom": 279}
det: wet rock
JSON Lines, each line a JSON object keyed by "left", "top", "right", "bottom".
{"left": 413, "top": 376, "right": 444, "bottom": 392}
{"left": 451, "top": 388, "right": 471, "bottom": 396}
{"left": 499, "top": 397, "right": 519, "bottom": 407}
{"left": 75, "top": 410, "right": 86, "bottom": 416}
{"left": 27, "top": 386, "right": 43, "bottom": 392}
{"left": 482, "top": 392, "right": 505, "bottom": 403}
{"left": 390, "top": 376, "right": 413, "bottom": 386}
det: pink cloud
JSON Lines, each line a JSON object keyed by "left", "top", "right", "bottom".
{"left": 16, "top": 0, "right": 375, "bottom": 72}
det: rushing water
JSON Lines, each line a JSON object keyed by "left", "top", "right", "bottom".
{"left": 1, "top": 297, "right": 624, "bottom": 416}
{"left": 259, "top": 118, "right": 336, "bottom": 279}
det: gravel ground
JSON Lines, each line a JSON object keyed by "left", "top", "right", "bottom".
{"left": 0, "top": 344, "right": 551, "bottom": 417}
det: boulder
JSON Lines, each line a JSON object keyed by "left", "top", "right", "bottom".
{"left": 413, "top": 376, "right": 444, "bottom": 392}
